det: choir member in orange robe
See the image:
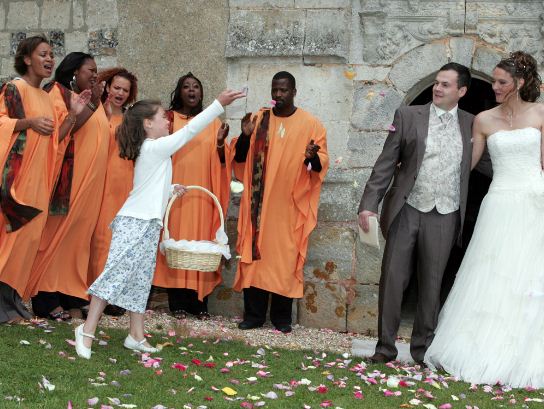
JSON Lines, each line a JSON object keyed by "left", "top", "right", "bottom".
{"left": 88, "top": 68, "right": 137, "bottom": 284}
{"left": 87, "top": 67, "right": 137, "bottom": 316}
{"left": 233, "top": 71, "right": 329, "bottom": 333}
{"left": 27, "top": 53, "right": 110, "bottom": 320}
{"left": 153, "top": 73, "right": 231, "bottom": 318}
{"left": 0, "top": 36, "right": 89, "bottom": 323}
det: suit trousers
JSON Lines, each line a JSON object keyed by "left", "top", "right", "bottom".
{"left": 375, "top": 204, "right": 459, "bottom": 362}
{"left": 243, "top": 286, "right": 293, "bottom": 326}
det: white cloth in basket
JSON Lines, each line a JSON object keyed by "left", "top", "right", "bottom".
{"left": 160, "top": 227, "right": 231, "bottom": 259}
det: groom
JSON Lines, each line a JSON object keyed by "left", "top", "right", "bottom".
{"left": 358, "top": 63, "right": 474, "bottom": 364}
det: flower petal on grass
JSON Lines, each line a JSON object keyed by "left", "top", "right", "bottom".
{"left": 261, "top": 391, "right": 278, "bottom": 399}
{"left": 222, "top": 387, "right": 237, "bottom": 396}
{"left": 40, "top": 376, "right": 55, "bottom": 392}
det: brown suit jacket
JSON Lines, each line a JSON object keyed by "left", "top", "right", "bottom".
{"left": 358, "top": 103, "right": 474, "bottom": 243}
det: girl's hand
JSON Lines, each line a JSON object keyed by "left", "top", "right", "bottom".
{"left": 173, "top": 184, "right": 188, "bottom": 197}
{"left": 29, "top": 117, "right": 54, "bottom": 135}
{"left": 216, "top": 89, "right": 246, "bottom": 107}
{"left": 217, "top": 122, "right": 229, "bottom": 146}
{"left": 69, "top": 89, "right": 92, "bottom": 116}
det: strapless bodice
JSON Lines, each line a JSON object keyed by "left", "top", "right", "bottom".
{"left": 487, "top": 127, "right": 544, "bottom": 191}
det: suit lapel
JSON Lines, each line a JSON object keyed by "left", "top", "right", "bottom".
{"left": 416, "top": 102, "right": 431, "bottom": 173}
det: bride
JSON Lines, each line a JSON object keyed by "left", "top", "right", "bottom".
{"left": 424, "top": 51, "right": 544, "bottom": 387}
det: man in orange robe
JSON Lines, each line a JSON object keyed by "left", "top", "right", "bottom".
{"left": 153, "top": 73, "right": 231, "bottom": 318}
{"left": 26, "top": 81, "right": 109, "bottom": 313}
{"left": 233, "top": 71, "right": 329, "bottom": 333}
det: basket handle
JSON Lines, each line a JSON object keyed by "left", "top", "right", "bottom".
{"left": 163, "top": 185, "right": 224, "bottom": 241}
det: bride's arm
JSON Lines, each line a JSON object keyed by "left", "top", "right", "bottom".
{"left": 540, "top": 105, "right": 544, "bottom": 170}
{"left": 471, "top": 114, "right": 486, "bottom": 170}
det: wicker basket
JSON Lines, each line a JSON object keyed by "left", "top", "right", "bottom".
{"left": 162, "top": 185, "right": 226, "bottom": 272}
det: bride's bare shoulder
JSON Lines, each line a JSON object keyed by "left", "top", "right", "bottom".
{"left": 532, "top": 102, "right": 544, "bottom": 115}
{"left": 474, "top": 107, "right": 500, "bottom": 129}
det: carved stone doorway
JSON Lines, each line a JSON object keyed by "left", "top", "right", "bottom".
{"left": 400, "top": 77, "right": 496, "bottom": 327}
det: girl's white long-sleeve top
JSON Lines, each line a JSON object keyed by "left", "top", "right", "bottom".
{"left": 117, "top": 99, "right": 224, "bottom": 224}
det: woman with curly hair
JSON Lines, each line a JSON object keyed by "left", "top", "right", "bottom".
{"left": 88, "top": 68, "right": 138, "bottom": 293}
{"left": 425, "top": 51, "right": 544, "bottom": 387}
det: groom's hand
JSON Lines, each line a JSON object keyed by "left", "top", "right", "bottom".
{"left": 358, "top": 210, "right": 378, "bottom": 233}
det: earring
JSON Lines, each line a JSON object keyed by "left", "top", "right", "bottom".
{"left": 70, "top": 75, "right": 81, "bottom": 93}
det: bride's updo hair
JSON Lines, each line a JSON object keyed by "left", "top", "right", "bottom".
{"left": 496, "top": 51, "right": 541, "bottom": 102}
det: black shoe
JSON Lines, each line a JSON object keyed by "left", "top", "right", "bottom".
{"left": 196, "top": 311, "right": 211, "bottom": 320}
{"left": 367, "top": 352, "right": 394, "bottom": 364}
{"left": 237, "top": 321, "right": 263, "bottom": 330}
{"left": 103, "top": 305, "right": 126, "bottom": 317}
{"left": 414, "top": 360, "right": 428, "bottom": 369}
{"left": 275, "top": 325, "right": 292, "bottom": 334}
{"left": 171, "top": 309, "right": 188, "bottom": 320}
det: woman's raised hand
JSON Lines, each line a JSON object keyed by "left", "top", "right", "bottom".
{"left": 241, "top": 113, "right": 257, "bottom": 137}
{"left": 69, "top": 89, "right": 92, "bottom": 116}
{"left": 216, "top": 89, "right": 246, "bottom": 107}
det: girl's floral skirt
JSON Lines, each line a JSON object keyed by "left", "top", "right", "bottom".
{"left": 88, "top": 216, "right": 161, "bottom": 313}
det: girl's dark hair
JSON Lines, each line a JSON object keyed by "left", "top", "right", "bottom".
{"left": 496, "top": 51, "right": 541, "bottom": 102}
{"left": 14, "top": 35, "right": 50, "bottom": 75}
{"left": 98, "top": 67, "right": 138, "bottom": 105}
{"left": 116, "top": 99, "right": 162, "bottom": 161}
{"left": 53, "top": 52, "right": 94, "bottom": 89}
{"left": 169, "top": 72, "right": 203, "bottom": 115}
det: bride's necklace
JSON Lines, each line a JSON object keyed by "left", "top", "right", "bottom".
{"left": 503, "top": 108, "right": 514, "bottom": 128}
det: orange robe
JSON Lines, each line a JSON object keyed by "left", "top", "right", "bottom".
{"left": 153, "top": 113, "right": 231, "bottom": 300}
{"left": 87, "top": 114, "right": 133, "bottom": 284}
{"left": 25, "top": 84, "right": 110, "bottom": 300}
{"left": 233, "top": 108, "right": 329, "bottom": 298}
{"left": 0, "top": 79, "right": 60, "bottom": 298}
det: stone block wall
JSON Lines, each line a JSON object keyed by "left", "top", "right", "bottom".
{"left": 0, "top": 0, "right": 121, "bottom": 84}
{"left": 3, "top": 0, "right": 543, "bottom": 335}
{"left": 218, "top": 0, "right": 544, "bottom": 336}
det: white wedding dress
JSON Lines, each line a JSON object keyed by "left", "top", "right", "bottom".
{"left": 425, "top": 127, "right": 544, "bottom": 388}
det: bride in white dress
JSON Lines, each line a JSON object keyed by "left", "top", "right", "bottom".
{"left": 424, "top": 51, "right": 544, "bottom": 388}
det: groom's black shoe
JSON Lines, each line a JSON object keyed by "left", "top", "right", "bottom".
{"left": 414, "top": 360, "right": 428, "bottom": 369}
{"left": 368, "top": 353, "right": 393, "bottom": 364}
{"left": 237, "top": 321, "right": 263, "bottom": 330}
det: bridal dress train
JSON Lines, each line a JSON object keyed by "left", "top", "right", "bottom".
{"left": 425, "top": 127, "right": 544, "bottom": 388}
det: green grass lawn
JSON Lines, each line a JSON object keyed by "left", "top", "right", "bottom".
{"left": 0, "top": 321, "right": 542, "bottom": 409}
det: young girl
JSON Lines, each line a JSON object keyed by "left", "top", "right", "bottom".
{"left": 75, "top": 89, "right": 244, "bottom": 359}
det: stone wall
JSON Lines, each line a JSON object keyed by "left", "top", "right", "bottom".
{"left": 216, "top": 0, "right": 544, "bottom": 336}
{"left": 3, "top": 0, "right": 543, "bottom": 335}
{"left": 0, "top": 0, "right": 228, "bottom": 106}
